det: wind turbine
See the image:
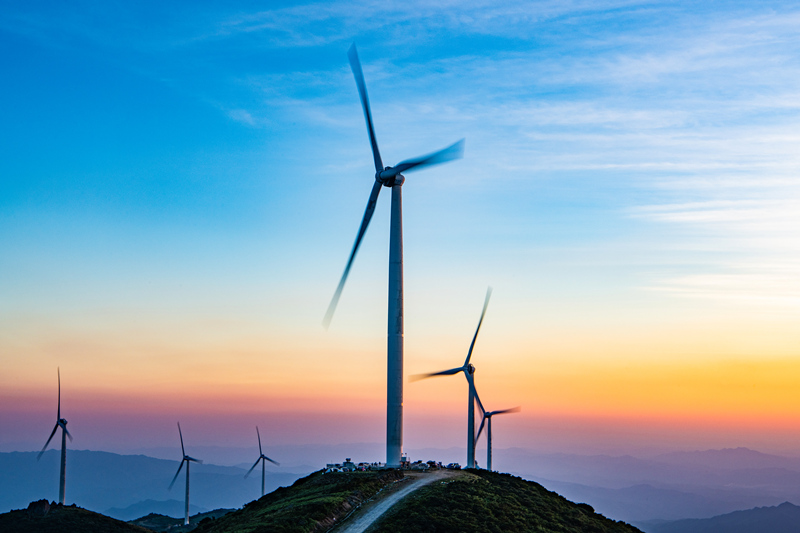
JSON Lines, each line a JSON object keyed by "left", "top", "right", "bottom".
{"left": 323, "top": 43, "right": 465, "bottom": 467}
{"left": 245, "top": 426, "right": 279, "bottom": 498}
{"left": 168, "top": 423, "right": 202, "bottom": 526}
{"left": 413, "top": 288, "right": 492, "bottom": 468}
{"left": 37, "top": 367, "right": 72, "bottom": 505}
{"left": 477, "top": 406, "right": 521, "bottom": 471}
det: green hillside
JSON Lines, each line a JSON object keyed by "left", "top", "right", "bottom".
{"left": 192, "top": 469, "right": 404, "bottom": 533}
{"left": 367, "top": 469, "right": 642, "bottom": 533}
{"left": 128, "top": 508, "right": 234, "bottom": 532}
{"left": 0, "top": 500, "right": 153, "bottom": 533}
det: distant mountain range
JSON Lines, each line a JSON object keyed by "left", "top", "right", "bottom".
{"left": 493, "top": 446, "right": 800, "bottom": 525}
{"left": 0, "top": 450, "right": 303, "bottom": 519}
{"left": 645, "top": 501, "right": 800, "bottom": 533}
{"left": 4, "top": 446, "right": 800, "bottom": 527}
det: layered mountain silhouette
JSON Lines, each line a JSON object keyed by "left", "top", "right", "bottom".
{"left": 646, "top": 501, "right": 800, "bottom": 533}
{"left": 0, "top": 450, "right": 301, "bottom": 519}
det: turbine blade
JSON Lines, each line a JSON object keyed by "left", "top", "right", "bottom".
{"left": 57, "top": 367, "right": 61, "bottom": 420}
{"left": 38, "top": 424, "right": 59, "bottom": 460}
{"left": 256, "top": 426, "right": 263, "bottom": 455}
{"left": 390, "top": 139, "right": 465, "bottom": 176}
{"left": 323, "top": 179, "right": 383, "bottom": 328}
{"left": 409, "top": 367, "right": 464, "bottom": 381}
{"left": 464, "top": 287, "right": 492, "bottom": 366}
{"left": 245, "top": 457, "right": 260, "bottom": 479}
{"left": 178, "top": 422, "right": 185, "bottom": 457}
{"left": 186, "top": 456, "right": 202, "bottom": 464}
{"left": 492, "top": 406, "right": 522, "bottom": 416}
{"left": 473, "top": 387, "right": 486, "bottom": 417}
{"left": 348, "top": 43, "right": 383, "bottom": 173}
{"left": 476, "top": 415, "right": 487, "bottom": 442}
{"left": 264, "top": 456, "right": 280, "bottom": 466}
{"left": 62, "top": 424, "right": 73, "bottom": 442}
{"left": 168, "top": 460, "right": 184, "bottom": 490}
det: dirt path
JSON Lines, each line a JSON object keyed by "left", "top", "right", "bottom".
{"left": 335, "top": 469, "right": 457, "bottom": 533}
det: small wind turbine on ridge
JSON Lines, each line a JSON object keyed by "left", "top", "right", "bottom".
{"left": 168, "top": 423, "right": 202, "bottom": 526}
{"left": 413, "top": 287, "right": 492, "bottom": 468}
{"left": 245, "top": 426, "right": 279, "bottom": 498}
{"left": 38, "top": 368, "right": 72, "bottom": 505}
{"left": 324, "top": 43, "right": 465, "bottom": 467}
{"left": 477, "top": 405, "right": 521, "bottom": 471}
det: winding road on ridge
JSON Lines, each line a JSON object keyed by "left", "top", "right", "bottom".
{"left": 335, "top": 469, "right": 459, "bottom": 533}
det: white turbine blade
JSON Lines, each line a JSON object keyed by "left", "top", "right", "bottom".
{"left": 38, "top": 424, "right": 59, "bottom": 460}
{"left": 323, "top": 179, "right": 383, "bottom": 328}
{"left": 491, "top": 406, "right": 521, "bottom": 416}
{"left": 256, "top": 426, "right": 263, "bottom": 455}
{"left": 57, "top": 367, "right": 61, "bottom": 420}
{"left": 186, "top": 456, "right": 202, "bottom": 464}
{"left": 476, "top": 414, "right": 487, "bottom": 442}
{"left": 245, "top": 457, "right": 260, "bottom": 479}
{"left": 464, "top": 287, "right": 492, "bottom": 366}
{"left": 177, "top": 422, "right": 185, "bottom": 456}
{"left": 168, "top": 460, "right": 185, "bottom": 490}
{"left": 389, "top": 139, "right": 465, "bottom": 176}
{"left": 410, "top": 367, "right": 463, "bottom": 381}
{"left": 62, "top": 423, "right": 73, "bottom": 442}
{"left": 264, "top": 455, "right": 280, "bottom": 466}
{"left": 348, "top": 43, "right": 384, "bottom": 173}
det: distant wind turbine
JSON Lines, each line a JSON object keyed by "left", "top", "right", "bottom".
{"left": 324, "top": 43, "right": 465, "bottom": 467}
{"left": 245, "top": 426, "right": 280, "bottom": 498}
{"left": 413, "top": 288, "right": 492, "bottom": 468}
{"left": 477, "top": 406, "right": 521, "bottom": 471}
{"left": 168, "top": 423, "right": 202, "bottom": 526}
{"left": 38, "top": 368, "right": 73, "bottom": 505}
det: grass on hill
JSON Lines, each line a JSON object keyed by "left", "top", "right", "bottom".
{"left": 366, "top": 469, "right": 643, "bottom": 533}
{"left": 0, "top": 501, "right": 154, "bottom": 533}
{"left": 192, "top": 469, "right": 404, "bottom": 533}
{"left": 129, "top": 509, "right": 234, "bottom": 532}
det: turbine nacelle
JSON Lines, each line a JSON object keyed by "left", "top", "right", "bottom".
{"left": 376, "top": 168, "right": 405, "bottom": 187}
{"left": 467, "top": 363, "right": 476, "bottom": 375}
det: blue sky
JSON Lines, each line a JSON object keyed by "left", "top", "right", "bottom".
{"left": 2, "top": 1, "right": 800, "bottom": 455}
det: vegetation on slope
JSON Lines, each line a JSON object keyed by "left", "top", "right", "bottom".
{"left": 129, "top": 509, "right": 234, "bottom": 532}
{"left": 366, "top": 469, "right": 643, "bottom": 533}
{"left": 192, "top": 469, "right": 404, "bottom": 533}
{"left": 0, "top": 500, "right": 154, "bottom": 533}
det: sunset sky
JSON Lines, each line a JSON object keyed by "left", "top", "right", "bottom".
{"left": 2, "top": 1, "right": 800, "bottom": 460}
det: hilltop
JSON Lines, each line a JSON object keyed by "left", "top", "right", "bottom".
{"left": 366, "top": 469, "right": 642, "bottom": 532}
{"left": 191, "top": 468, "right": 642, "bottom": 533}
{"left": 0, "top": 500, "right": 153, "bottom": 533}
{"left": 191, "top": 469, "right": 403, "bottom": 533}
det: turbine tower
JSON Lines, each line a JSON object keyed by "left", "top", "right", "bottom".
{"left": 477, "top": 406, "right": 521, "bottom": 471}
{"left": 414, "top": 288, "right": 492, "bottom": 468}
{"left": 168, "top": 423, "right": 202, "bottom": 526}
{"left": 324, "top": 43, "right": 465, "bottom": 467}
{"left": 38, "top": 368, "right": 72, "bottom": 505}
{"left": 245, "top": 426, "right": 279, "bottom": 497}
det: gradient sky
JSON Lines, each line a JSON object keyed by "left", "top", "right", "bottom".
{"left": 2, "top": 0, "right": 800, "bottom": 460}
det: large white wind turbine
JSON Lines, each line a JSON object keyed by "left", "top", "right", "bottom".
{"left": 477, "top": 406, "right": 521, "bottom": 471}
{"left": 37, "top": 367, "right": 72, "bottom": 505}
{"left": 324, "top": 43, "right": 465, "bottom": 467}
{"left": 245, "top": 426, "right": 280, "bottom": 498}
{"left": 414, "top": 288, "right": 492, "bottom": 468}
{"left": 168, "top": 423, "right": 202, "bottom": 526}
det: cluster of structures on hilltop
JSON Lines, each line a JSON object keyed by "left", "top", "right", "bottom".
{"left": 324, "top": 457, "right": 461, "bottom": 473}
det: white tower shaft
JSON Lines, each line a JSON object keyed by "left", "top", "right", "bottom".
{"left": 386, "top": 181, "right": 404, "bottom": 467}
{"left": 59, "top": 428, "right": 66, "bottom": 504}
{"left": 184, "top": 461, "right": 190, "bottom": 526}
